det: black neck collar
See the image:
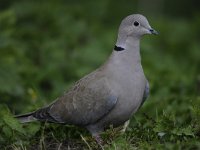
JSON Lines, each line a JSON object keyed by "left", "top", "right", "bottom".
{"left": 114, "top": 45, "right": 125, "bottom": 51}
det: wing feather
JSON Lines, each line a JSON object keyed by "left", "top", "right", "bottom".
{"left": 42, "top": 70, "right": 118, "bottom": 126}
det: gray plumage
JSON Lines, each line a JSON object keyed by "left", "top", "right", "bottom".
{"left": 15, "top": 14, "right": 158, "bottom": 143}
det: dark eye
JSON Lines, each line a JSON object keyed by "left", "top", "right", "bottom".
{"left": 134, "top": 21, "right": 139, "bottom": 26}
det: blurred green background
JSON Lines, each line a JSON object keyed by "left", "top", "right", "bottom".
{"left": 0, "top": 0, "right": 200, "bottom": 149}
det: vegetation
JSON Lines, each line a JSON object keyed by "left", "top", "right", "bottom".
{"left": 0, "top": 0, "right": 200, "bottom": 149}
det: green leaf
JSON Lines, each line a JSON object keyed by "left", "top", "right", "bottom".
{"left": 2, "top": 125, "right": 12, "bottom": 138}
{"left": 3, "top": 115, "right": 26, "bottom": 135}
{"left": 182, "top": 126, "right": 195, "bottom": 137}
{"left": 26, "top": 123, "right": 40, "bottom": 136}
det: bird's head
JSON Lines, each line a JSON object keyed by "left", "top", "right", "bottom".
{"left": 115, "top": 14, "right": 158, "bottom": 50}
{"left": 118, "top": 14, "right": 158, "bottom": 38}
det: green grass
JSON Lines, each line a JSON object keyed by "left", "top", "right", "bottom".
{"left": 0, "top": 1, "right": 200, "bottom": 149}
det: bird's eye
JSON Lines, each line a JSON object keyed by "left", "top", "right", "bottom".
{"left": 133, "top": 21, "right": 139, "bottom": 27}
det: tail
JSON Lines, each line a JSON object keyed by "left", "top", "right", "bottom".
{"left": 14, "top": 112, "right": 37, "bottom": 123}
{"left": 14, "top": 107, "right": 59, "bottom": 123}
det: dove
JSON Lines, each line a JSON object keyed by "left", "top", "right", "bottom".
{"left": 15, "top": 14, "right": 158, "bottom": 144}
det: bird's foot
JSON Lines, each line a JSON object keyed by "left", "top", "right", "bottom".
{"left": 94, "top": 135, "right": 104, "bottom": 147}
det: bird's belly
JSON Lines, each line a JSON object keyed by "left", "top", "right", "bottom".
{"left": 112, "top": 84, "right": 145, "bottom": 126}
{"left": 97, "top": 71, "right": 146, "bottom": 128}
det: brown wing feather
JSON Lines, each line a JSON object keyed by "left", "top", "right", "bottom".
{"left": 47, "top": 70, "right": 118, "bottom": 126}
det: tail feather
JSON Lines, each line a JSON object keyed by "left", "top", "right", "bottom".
{"left": 14, "top": 112, "right": 37, "bottom": 123}
{"left": 15, "top": 107, "right": 59, "bottom": 123}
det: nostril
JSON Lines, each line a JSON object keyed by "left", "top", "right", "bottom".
{"left": 149, "top": 29, "right": 153, "bottom": 32}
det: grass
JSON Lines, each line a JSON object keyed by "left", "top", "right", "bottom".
{"left": 1, "top": 101, "right": 200, "bottom": 149}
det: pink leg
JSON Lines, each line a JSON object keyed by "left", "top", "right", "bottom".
{"left": 94, "top": 134, "right": 103, "bottom": 145}
{"left": 86, "top": 125, "right": 104, "bottom": 146}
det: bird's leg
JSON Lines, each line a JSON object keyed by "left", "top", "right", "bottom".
{"left": 120, "top": 120, "right": 130, "bottom": 133}
{"left": 93, "top": 134, "right": 104, "bottom": 145}
{"left": 86, "top": 125, "right": 104, "bottom": 146}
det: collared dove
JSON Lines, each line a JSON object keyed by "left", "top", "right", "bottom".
{"left": 15, "top": 14, "right": 158, "bottom": 144}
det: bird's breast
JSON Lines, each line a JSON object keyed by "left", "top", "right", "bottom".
{"left": 116, "top": 66, "right": 146, "bottom": 111}
{"left": 101, "top": 63, "right": 146, "bottom": 127}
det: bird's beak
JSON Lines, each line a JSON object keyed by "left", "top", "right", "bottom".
{"left": 149, "top": 28, "right": 158, "bottom": 35}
